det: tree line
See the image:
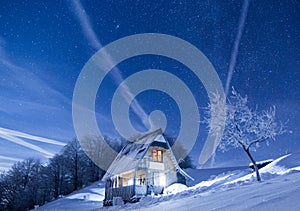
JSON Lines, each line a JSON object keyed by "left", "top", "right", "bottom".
{"left": 0, "top": 137, "right": 117, "bottom": 210}
{"left": 0, "top": 135, "right": 194, "bottom": 210}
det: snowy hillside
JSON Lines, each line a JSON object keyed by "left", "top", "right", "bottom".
{"left": 37, "top": 181, "right": 105, "bottom": 210}
{"left": 37, "top": 153, "right": 300, "bottom": 211}
{"left": 124, "top": 171, "right": 300, "bottom": 211}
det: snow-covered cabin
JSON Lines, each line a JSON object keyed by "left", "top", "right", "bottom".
{"left": 102, "top": 129, "right": 193, "bottom": 206}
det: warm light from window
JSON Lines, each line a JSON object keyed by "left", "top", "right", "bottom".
{"left": 152, "top": 149, "right": 163, "bottom": 162}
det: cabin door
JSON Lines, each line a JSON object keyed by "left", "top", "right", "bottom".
{"left": 153, "top": 173, "right": 166, "bottom": 187}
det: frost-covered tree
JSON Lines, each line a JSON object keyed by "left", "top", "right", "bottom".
{"left": 62, "top": 138, "right": 81, "bottom": 191}
{"left": 204, "top": 88, "right": 285, "bottom": 181}
{"left": 0, "top": 158, "right": 43, "bottom": 210}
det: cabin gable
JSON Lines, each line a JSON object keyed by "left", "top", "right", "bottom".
{"left": 103, "top": 129, "right": 192, "bottom": 206}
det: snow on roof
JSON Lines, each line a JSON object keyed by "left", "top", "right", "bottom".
{"left": 102, "top": 129, "right": 163, "bottom": 180}
{"left": 154, "top": 134, "right": 166, "bottom": 143}
{"left": 102, "top": 129, "right": 193, "bottom": 181}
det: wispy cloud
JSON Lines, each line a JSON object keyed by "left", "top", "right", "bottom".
{"left": 0, "top": 57, "right": 70, "bottom": 105}
{"left": 0, "top": 133, "right": 53, "bottom": 158}
{"left": 0, "top": 127, "right": 66, "bottom": 158}
{"left": 0, "top": 37, "right": 72, "bottom": 170}
{"left": 70, "top": 0, "right": 102, "bottom": 51}
{"left": 0, "top": 155, "right": 23, "bottom": 162}
{"left": 0, "top": 35, "right": 74, "bottom": 134}
{"left": 0, "top": 127, "right": 65, "bottom": 146}
{"left": 0, "top": 35, "right": 70, "bottom": 106}
{"left": 225, "top": 0, "right": 250, "bottom": 96}
{"left": 0, "top": 127, "right": 67, "bottom": 171}
{"left": 69, "top": 0, "right": 153, "bottom": 131}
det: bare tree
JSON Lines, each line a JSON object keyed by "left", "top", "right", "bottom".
{"left": 62, "top": 139, "right": 81, "bottom": 191}
{"left": 0, "top": 158, "right": 43, "bottom": 210}
{"left": 204, "top": 88, "right": 285, "bottom": 181}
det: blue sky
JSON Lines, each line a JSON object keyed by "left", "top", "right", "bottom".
{"left": 0, "top": 0, "right": 299, "bottom": 171}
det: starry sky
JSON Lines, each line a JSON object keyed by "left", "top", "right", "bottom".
{"left": 0, "top": 0, "right": 299, "bottom": 171}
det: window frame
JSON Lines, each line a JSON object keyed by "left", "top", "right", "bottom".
{"left": 152, "top": 149, "right": 163, "bottom": 163}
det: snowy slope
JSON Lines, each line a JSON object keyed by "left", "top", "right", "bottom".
{"left": 37, "top": 181, "right": 105, "bottom": 210}
{"left": 37, "top": 153, "right": 300, "bottom": 211}
{"left": 184, "top": 166, "right": 249, "bottom": 186}
{"left": 124, "top": 172, "right": 300, "bottom": 211}
{"left": 105, "top": 153, "right": 300, "bottom": 211}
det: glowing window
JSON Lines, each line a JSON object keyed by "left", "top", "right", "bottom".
{"left": 152, "top": 149, "right": 163, "bottom": 162}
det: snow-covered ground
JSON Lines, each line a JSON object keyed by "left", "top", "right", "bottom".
{"left": 37, "top": 181, "right": 105, "bottom": 210}
{"left": 37, "top": 153, "right": 300, "bottom": 211}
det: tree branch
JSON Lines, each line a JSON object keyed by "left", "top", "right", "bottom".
{"left": 247, "top": 137, "right": 267, "bottom": 151}
{"left": 238, "top": 139, "right": 247, "bottom": 149}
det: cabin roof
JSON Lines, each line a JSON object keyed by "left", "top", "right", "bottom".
{"left": 102, "top": 129, "right": 193, "bottom": 181}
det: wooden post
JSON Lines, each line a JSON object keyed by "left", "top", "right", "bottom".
{"left": 133, "top": 167, "right": 137, "bottom": 194}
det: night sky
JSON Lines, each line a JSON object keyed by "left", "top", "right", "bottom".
{"left": 0, "top": 0, "right": 299, "bottom": 171}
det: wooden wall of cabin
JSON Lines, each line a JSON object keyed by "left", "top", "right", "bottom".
{"left": 140, "top": 146, "right": 178, "bottom": 187}
{"left": 162, "top": 148, "right": 177, "bottom": 186}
